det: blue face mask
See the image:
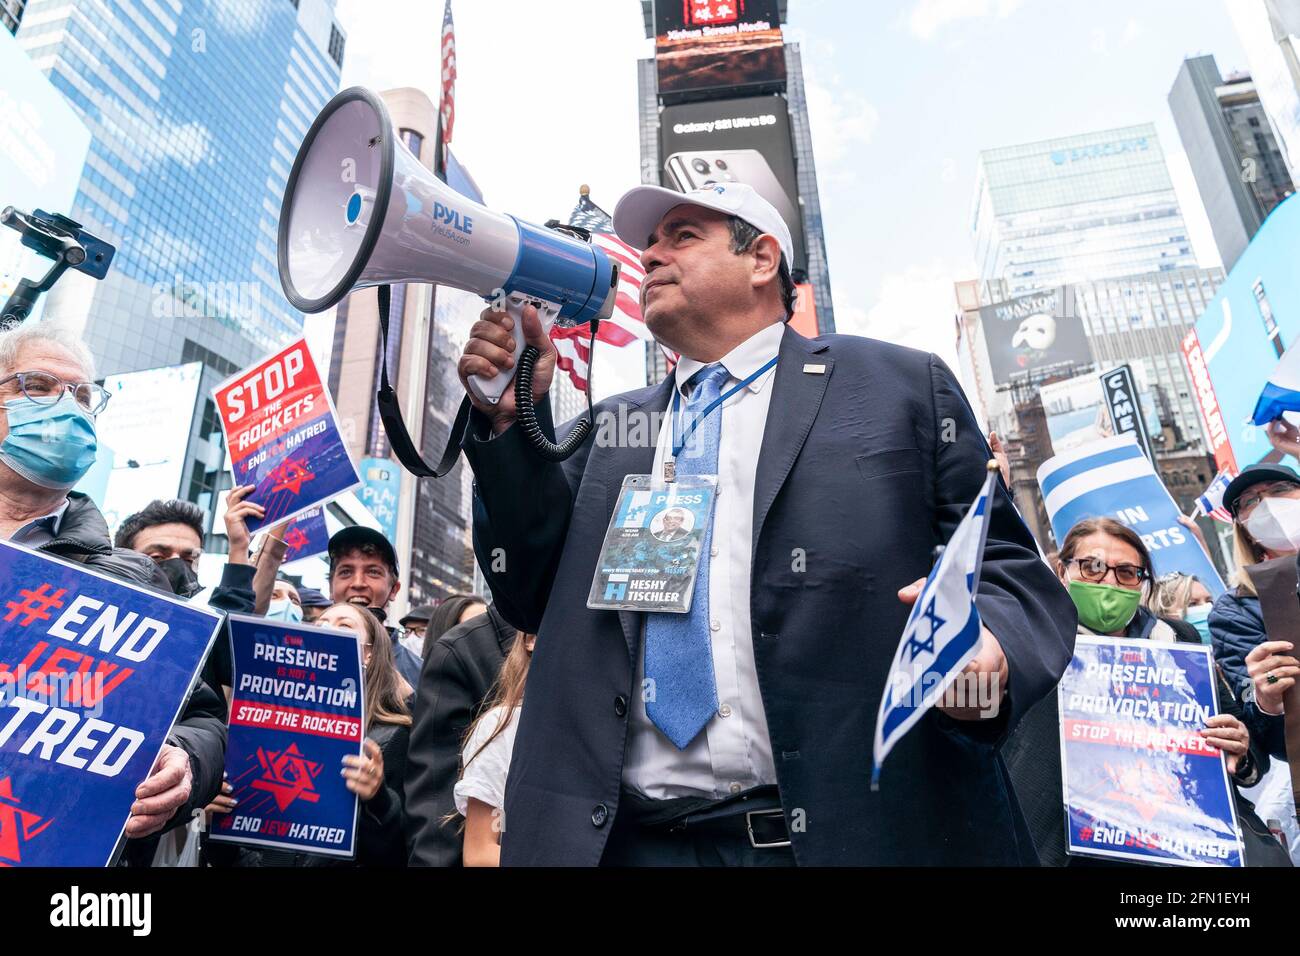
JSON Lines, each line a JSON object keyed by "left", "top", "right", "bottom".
{"left": 0, "top": 393, "right": 98, "bottom": 490}
{"left": 1184, "top": 603, "right": 1212, "bottom": 644}
{"left": 267, "top": 598, "right": 304, "bottom": 624}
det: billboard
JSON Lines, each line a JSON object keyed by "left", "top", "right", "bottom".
{"left": 654, "top": 0, "right": 785, "bottom": 97}
{"left": 660, "top": 95, "right": 806, "bottom": 272}
{"left": 1041, "top": 365, "right": 1162, "bottom": 454}
{"left": 978, "top": 286, "right": 1094, "bottom": 386}
{"left": 1185, "top": 194, "right": 1300, "bottom": 472}
{"left": 74, "top": 362, "right": 204, "bottom": 537}
{"left": 0, "top": 28, "right": 92, "bottom": 319}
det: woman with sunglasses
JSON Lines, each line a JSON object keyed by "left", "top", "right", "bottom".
{"left": 1005, "top": 516, "right": 1287, "bottom": 865}
{"left": 1209, "top": 463, "right": 1300, "bottom": 763}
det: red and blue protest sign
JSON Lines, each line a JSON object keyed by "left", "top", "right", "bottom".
{"left": 1059, "top": 636, "right": 1243, "bottom": 867}
{"left": 210, "top": 614, "right": 363, "bottom": 858}
{"left": 213, "top": 339, "right": 360, "bottom": 533}
{"left": 282, "top": 507, "right": 329, "bottom": 563}
{"left": 0, "top": 540, "right": 222, "bottom": 867}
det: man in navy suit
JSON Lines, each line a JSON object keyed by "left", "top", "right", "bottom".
{"left": 454, "top": 182, "right": 1076, "bottom": 865}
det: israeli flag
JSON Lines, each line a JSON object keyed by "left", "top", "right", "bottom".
{"left": 1251, "top": 341, "right": 1300, "bottom": 425}
{"left": 872, "top": 467, "right": 996, "bottom": 786}
{"left": 1195, "top": 468, "right": 1236, "bottom": 523}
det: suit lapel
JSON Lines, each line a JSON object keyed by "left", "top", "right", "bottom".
{"left": 605, "top": 375, "right": 676, "bottom": 661}
{"left": 752, "top": 327, "right": 832, "bottom": 559}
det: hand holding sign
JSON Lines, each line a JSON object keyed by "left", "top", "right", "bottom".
{"left": 125, "top": 743, "right": 193, "bottom": 838}
{"left": 1246, "top": 640, "right": 1299, "bottom": 716}
{"left": 342, "top": 738, "right": 385, "bottom": 802}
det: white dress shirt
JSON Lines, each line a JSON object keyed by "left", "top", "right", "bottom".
{"left": 623, "top": 321, "right": 783, "bottom": 800}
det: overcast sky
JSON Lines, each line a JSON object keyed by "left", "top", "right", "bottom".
{"left": 336, "top": 0, "right": 1251, "bottom": 373}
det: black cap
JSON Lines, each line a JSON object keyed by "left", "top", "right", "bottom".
{"left": 328, "top": 525, "right": 399, "bottom": 575}
{"left": 1223, "top": 463, "right": 1300, "bottom": 517}
{"left": 297, "top": 587, "right": 332, "bottom": 608}
{"left": 400, "top": 604, "right": 437, "bottom": 627}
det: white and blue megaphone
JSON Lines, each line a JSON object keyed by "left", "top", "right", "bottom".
{"left": 277, "top": 87, "right": 619, "bottom": 410}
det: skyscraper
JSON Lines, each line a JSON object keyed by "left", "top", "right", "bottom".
{"left": 1169, "top": 55, "right": 1294, "bottom": 269}
{"left": 972, "top": 124, "right": 1197, "bottom": 297}
{"left": 16, "top": 0, "right": 344, "bottom": 521}
{"left": 1229, "top": 0, "right": 1300, "bottom": 182}
{"left": 1, "top": 0, "right": 25, "bottom": 35}
{"left": 638, "top": 0, "right": 833, "bottom": 384}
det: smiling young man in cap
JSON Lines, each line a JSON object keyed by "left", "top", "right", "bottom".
{"left": 327, "top": 525, "right": 422, "bottom": 688}
{"left": 455, "top": 182, "right": 1074, "bottom": 866}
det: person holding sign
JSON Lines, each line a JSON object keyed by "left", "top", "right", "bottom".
{"left": 1005, "top": 517, "right": 1286, "bottom": 865}
{"left": 0, "top": 321, "right": 227, "bottom": 861}
{"left": 1211, "top": 464, "right": 1300, "bottom": 761}
{"left": 455, "top": 183, "right": 1074, "bottom": 866}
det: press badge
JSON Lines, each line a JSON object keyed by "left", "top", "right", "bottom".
{"left": 587, "top": 474, "right": 717, "bottom": 613}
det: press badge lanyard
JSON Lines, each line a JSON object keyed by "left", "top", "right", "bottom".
{"left": 664, "top": 357, "right": 777, "bottom": 482}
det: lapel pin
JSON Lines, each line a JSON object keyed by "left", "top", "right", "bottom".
{"left": 803, "top": 363, "right": 826, "bottom": 374}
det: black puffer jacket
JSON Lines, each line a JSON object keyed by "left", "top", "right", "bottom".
{"left": 31, "top": 493, "right": 228, "bottom": 862}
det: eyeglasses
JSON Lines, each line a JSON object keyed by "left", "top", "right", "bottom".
{"left": 1067, "top": 556, "right": 1148, "bottom": 587}
{"left": 1235, "top": 481, "right": 1300, "bottom": 518}
{"left": 0, "top": 370, "right": 110, "bottom": 415}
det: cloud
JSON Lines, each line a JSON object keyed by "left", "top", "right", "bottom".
{"left": 836, "top": 261, "right": 964, "bottom": 369}
{"left": 905, "top": 0, "right": 1027, "bottom": 41}
{"left": 803, "top": 67, "right": 879, "bottom": 173}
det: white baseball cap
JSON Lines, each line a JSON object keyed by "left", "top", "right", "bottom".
{"left": 613, "top": 182, "right": 794, "bottom": 267}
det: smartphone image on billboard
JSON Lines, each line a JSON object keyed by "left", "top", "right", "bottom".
{"left": 664, "top": 149, "right": 805, "bottom": 270}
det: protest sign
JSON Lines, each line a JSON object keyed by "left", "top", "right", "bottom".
{"left": 213, "top": 338, "right": 360, "bottom": 533}
{"left": 1059, "top": 636, "right": 1243, "bottom": 867}
{"left": 281, "top": 507, "right": 329, "bottom": 563}
{"left": 0, "top": 540, "right": 221, "bottom": 866}
{"left": 209, "top": 614, "right": 363, "bottom": 858}
{"left": 1037, "top": 435, "right": 1226, "bottom": 597}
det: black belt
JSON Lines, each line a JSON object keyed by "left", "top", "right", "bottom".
{"left": 620, "top": 785, "right": 791, "bottom": 849}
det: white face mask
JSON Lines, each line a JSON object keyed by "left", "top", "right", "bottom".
{"left": 1244, "top": 495, "right": 1300, "bottom": 553}
{"left": 267, "top": 597, "right": 304, "bottom": 623}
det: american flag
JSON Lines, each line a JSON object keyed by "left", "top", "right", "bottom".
{"left": 1195, "top": 467, "right": 1237, "bottom": 523}
{"left": 550, "top": 189, "right": 672, "bottom": 393}
{"left": 439, "top": 1, "right": 456, "bottom": 148}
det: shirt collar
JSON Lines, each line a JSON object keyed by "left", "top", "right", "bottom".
{"left": 12, "top": 498, "right": 70, "bottom": 543}
{"left": 674, "top": 321, "right": 784, "bottom": 397}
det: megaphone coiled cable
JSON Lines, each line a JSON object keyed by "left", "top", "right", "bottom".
{"left": 513, "top": 319, "right": 598, "bottom": 462}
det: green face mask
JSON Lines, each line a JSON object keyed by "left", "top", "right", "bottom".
{"left": 1068, "top": 580, "right": 1142, "bottom": 634}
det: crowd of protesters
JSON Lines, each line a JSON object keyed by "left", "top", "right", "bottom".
{"left": 4, "top": 175, "right": 1300, "bottom": 868}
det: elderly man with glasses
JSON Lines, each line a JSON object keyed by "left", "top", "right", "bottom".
{"left": 0, "top": 321, "right": 227, "bottom": 864}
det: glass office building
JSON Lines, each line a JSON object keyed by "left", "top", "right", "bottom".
{"left": 1074, "top": 266, "right": 1226, "bottom": 450}
{"left": 972, "top": 124, "right": 1197, "bottom": 297}
{"left": 16, "top": 0, "right": 344, "bottom": 521}
{"left": 1169, "top": 55, "right": 1294, "bottom": 270}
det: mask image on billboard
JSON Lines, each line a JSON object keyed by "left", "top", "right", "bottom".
{"left": 1009, "top": 312, "right": 1058, "bottom": 361}
{"left": 663, "top": 149, "right": 803, "bottom": 267}
{"left": 978, "top": 287, "right": 1093, "bottom": 385}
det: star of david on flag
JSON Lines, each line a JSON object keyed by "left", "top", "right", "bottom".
{"left": 872, "top": 466, "right": 997, "bottom": 786}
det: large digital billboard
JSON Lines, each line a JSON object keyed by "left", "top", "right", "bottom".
{"left": 74, "top": 362, "right": 204, "bottom": 536}
{"left": 978, "top": 286, "right": 1095, "bottom": 387}
{"left": 654, "top": 0, "right": 785, "bottom": 97}
{"left": 1184, "top": 194, "right": 1300, "bottom": 472}
{"left": 660, "top": 95, "right": 806, "bottom": 273}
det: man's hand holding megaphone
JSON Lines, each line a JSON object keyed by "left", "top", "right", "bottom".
{"left": 459, "top": 303, "right": 557, "bottom": 436}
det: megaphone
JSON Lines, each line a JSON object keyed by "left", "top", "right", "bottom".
{"left": 277, "top": 87, "right": 620, "bottom": 414}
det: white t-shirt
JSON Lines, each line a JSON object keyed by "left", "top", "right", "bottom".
{"left": 454, "top": 705, "right": 520, "bottom": 816}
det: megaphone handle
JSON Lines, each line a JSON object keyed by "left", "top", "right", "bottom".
{"left": 467, "top": 295, "right": 560, "bottom": 405}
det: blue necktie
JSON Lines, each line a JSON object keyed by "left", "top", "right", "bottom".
{"left": 644, "top": 363, "right": 730, "bottom": 749}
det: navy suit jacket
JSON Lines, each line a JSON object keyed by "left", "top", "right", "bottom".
{"left": 462, "top": 326, "right": 1076, "bottom": 865}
